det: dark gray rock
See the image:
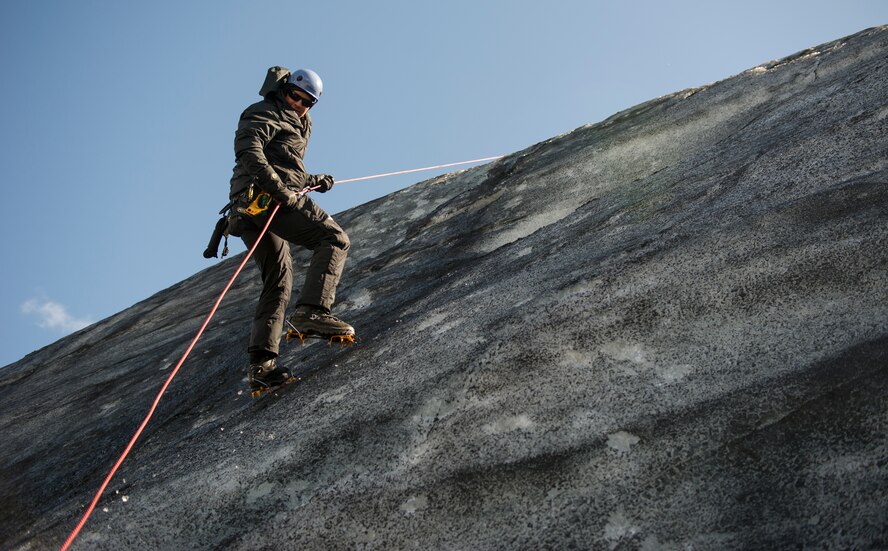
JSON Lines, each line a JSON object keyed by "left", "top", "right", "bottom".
{"left": 2, "top": 25, "right": 886, "bottom": 550}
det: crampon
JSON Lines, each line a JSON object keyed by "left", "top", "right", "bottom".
{"left": 250, "top": 374, "right": 299, "bottom": 399}
{"left": 285, "top": 320, "right": 357, "bottom": 347}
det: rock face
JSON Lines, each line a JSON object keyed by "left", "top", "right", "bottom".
{"left": 2, "top": 26, "right": 887, "bottom": 550}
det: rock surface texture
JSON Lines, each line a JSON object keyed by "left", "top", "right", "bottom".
{"left": 2, "top": 26, "right": 887, "bottom": 550}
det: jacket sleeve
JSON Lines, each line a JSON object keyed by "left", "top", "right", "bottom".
{"left": 233, "top": 107, "right": 297, "bottom": 203}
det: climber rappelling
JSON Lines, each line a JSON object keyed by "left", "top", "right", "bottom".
{"left": 226, "top": 66, "right": 357, "bottom": 397}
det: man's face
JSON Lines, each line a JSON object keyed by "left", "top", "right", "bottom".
{"left": 284, "top": 87, "right": 315, "bottom": 117}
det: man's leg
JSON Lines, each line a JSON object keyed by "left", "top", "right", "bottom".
{"left": 240, "top": 223, "right": 292, "bottom": 357}
{"left": 270, "top": 195, "right": 349, "bottom": 312}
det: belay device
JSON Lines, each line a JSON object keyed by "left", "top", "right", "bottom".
{"left": 243, "top": 185, "right": 273, "bottom": 216}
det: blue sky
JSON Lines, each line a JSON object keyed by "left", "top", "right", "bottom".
{"left": 1, "top": 1, "right": 884, "bottom": 367}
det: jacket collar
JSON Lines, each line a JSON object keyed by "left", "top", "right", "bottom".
{"left": 270, "top": 93, "right": 309, "bottom": 128}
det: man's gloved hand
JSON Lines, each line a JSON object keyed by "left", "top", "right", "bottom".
{"left": 273, "top": 189, "right": 301, "bottom": 209}
{"left": 313, "top": 174, "right": 335, "bottom": 193}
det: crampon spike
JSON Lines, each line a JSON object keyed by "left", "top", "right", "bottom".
{"left": 328, "top": 334, "right": 357, "bottom": 348}
{"left": 285, "top": 328, "right": 307, "bottom": 345}
{"left": 250, "top": 376, "right": 298, "bottom": 399}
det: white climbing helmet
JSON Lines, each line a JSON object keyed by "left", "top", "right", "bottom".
{"left": 287, "top": 69, "right": 323, "bottom": 102}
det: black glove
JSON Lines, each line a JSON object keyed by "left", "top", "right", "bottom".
{"left": 314, "top": 174, "right": 335, "bottom": 193}
{"left": 273, "top": 189, "right": 301, "bottom": 209}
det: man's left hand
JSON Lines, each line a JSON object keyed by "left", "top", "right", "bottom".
{"left": 314, "top": 174, "right": 335, "bottom": 193}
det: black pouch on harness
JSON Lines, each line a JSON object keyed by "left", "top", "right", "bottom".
{"left": 203, "top": 201, "right": 235, "bottom": 259}
{"left": 226, "top": 211, "right": 246, "bottom": 238}
{"left": 203, "top": 217, "right": 229, "bottom": 259}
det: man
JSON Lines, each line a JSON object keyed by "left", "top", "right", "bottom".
{"left": 227, "top": 67, "right": 354, "bottom": 394}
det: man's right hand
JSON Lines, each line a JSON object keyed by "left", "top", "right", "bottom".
{"left": 275, "top": 189, "right": 301, "bottom": 209}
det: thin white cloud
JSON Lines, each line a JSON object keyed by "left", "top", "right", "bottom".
{"left": 21, "top": 298, "right": 92, "bottom": 333}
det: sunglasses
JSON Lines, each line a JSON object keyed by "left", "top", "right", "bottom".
{"left": 288, "top": 87, "right": 318, "bottom": 108}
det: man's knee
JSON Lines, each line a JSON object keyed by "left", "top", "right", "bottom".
{"left": 322, "top": 219, "right": 349, "bottom": 252}
{"left": 251, "top": 238, "right": 292, "bottom": 292}
{"left": 273, "top": 262, "right": 293, "bottom": 293}
{"left": 334, "top": 228, "right": 350, "bottom": 252}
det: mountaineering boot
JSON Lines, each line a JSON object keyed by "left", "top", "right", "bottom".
{"left": 287, "top": 305, "right": 355, "bottom": 344}
{"left": 249, "top": 356, "right": 296, "bottom": 397}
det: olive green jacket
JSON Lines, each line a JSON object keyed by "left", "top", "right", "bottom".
{"left": 229, "top": 93, "right": 323, "bottom": 202}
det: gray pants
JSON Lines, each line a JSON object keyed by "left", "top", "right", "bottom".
{"left": 238, "top": 195, "right": 350, "bottom": 356}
